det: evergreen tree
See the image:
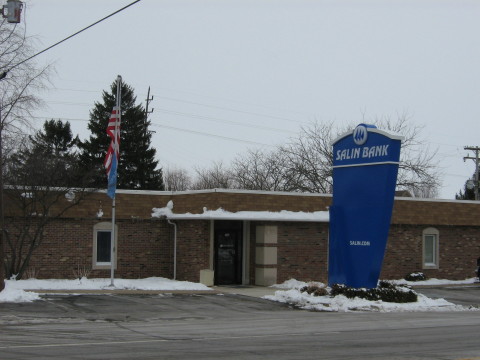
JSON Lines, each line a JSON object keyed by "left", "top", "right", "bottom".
{"left": 79, "top": 80, "right": 164, "bottom": 190}
{"left": 30, "top": 119, "right": 79, "bottom": 156}
{"left": 456, "top": 172, "right": 476, "bottom": 200}
{"left": 6, "top": 120, "right": 84, "bottom": 188}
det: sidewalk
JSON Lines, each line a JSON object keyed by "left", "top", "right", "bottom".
{"left": 214, "top": 285, "right": 278, "bottom": 298}
{"left": 27, "top": 286, "right": 278, "bottom": 298}
{"left": 26, "top": 282, "right": 479, "bottom": 298}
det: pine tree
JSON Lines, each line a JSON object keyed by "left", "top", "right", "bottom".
{"left": 31, "top": 119, "right": 79, "bottom": 156}
{"left": 79, "top": 80, "right": 164, "bottom": 190}
{"left": 6, "top": 120, "right": 84, "bottom": 188}
{"left": 456, "top": 172, "right": 476, "bottom": 200}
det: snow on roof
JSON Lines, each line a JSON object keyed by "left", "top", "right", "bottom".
{"left": 152, "top": 205, "right": 329, "bottom": 222}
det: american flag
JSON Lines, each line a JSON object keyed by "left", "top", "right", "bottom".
{"left": 104, "top": 106, "right": 120, "bottom": 199}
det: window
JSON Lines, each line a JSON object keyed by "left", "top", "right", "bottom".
{"left": 93, "top": 222, "right": 117, "bottom": 269}
{"left": 422, "top": 228, "right": 439, "bottom": 269}
{"left": 96, "top": 231, "right": 112, "bottom": 264}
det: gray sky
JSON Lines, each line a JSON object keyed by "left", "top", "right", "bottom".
{"left": 24, "top": 0, "right": 480, "bottom": 199}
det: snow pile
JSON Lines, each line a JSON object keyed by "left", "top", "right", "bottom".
{"left": 0, "top": 285, "right": 40, "bottom": 303}
{"left": 271, "top": 278, "right": 325, "bottom": 290}
{"left": 152, "top": 206, "right": 329, "bottom": 222}
{"left": 0, "top": 277, "right": 212, "bottom": 303}
{"left": 392, "top": 277, "right": 477, "bottom": 286}
{"left": 265, "top": 279, "right": 477, "bottom": 312}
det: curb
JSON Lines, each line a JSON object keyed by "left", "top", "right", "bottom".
{"left": 28, "top": 289, "right": 220, "bottom": 295}
{"left": 411, "top": 283, "right": 480, "bottom": 289}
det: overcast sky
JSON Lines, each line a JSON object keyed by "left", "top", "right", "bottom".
{"left": 23, "top": 0, "right": 480, "bottom": 199}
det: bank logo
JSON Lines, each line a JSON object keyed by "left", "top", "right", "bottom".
{"left": 353, "top": 125, "right": 368, "bottom": 145}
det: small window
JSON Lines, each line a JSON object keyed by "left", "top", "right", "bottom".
{"left": 93, "top": 222, "right": 117, "bottom": 269}
{"left": 96, "top": 231, "right": 112, "bottom": 264}
{"left": 422, "top": 228, "right": 439, "bottom": 269}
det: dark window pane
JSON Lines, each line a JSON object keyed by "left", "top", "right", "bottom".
{"left": 97, "top": 231, "right": 111, "bottom": 263}
{"left": 424, "top": 234, "right": 436, "bottom": 265}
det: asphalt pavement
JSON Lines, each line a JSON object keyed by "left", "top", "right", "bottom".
{"left": 1, "top": 286, "right": 480, "bottom": 359}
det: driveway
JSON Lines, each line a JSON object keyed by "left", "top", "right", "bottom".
{"left": 415, "top": 285, "right": 480, "bottom": 306}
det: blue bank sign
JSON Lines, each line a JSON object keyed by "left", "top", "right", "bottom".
{"left": 328, "top": 124, "right": 403, "bottom": 289}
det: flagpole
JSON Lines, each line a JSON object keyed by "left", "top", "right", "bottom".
{"left": 110, "top": 75, "right": 122, "bottom": 287}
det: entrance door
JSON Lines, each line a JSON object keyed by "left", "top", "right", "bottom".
{"left": 214, "top": 221, "right": 243, "bottom": 285}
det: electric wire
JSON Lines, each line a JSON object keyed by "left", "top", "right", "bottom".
{"left": 154, "top": 95, "right": 305, "bottom": 124}
{"left": 5, "top": 0, "right": 141, "bottom": 73}
{"left": 46, "top": 88, "right": 306, "bottom": 126}
{"left": 154, "top": 108, "right": 294, "bottom": 134}
{"left": 31, "top": 116, "right": 277, "bottom": 148}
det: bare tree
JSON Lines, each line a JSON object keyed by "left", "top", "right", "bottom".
{"left": 164, "top": 167, "right": 192, "bottom": 191}
{"left": 278, "top": 121, "right": 335, "bottom": 193}
{"left": 3, "top": 137, "right": 93, "bottom": 280}
{"left": 191, "top": 161, "right": 233, "bottom": 190}
{"left": 0, "top": 19, "right": 51, "bottom": 135}
{"left": 227, "top": 116, "right": 440, "bottom": 197}
{"left": 230, "top": 148, "right": 295, "bottom": 191}
{"left": 0, "top": 17, "right": 52, "bottom": 289}
{"left": 373, "top": 115, "right": 440, "bottom": 197}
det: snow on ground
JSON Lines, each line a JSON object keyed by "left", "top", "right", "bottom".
{"left": 391, "top": 277, "right": 477, "bottom": 286}
{"left": 0, "top": 277, "right": 211, "bottom": 303}
{"left": 1, "top": 276, "right": 478, "bottom": 312}
{"left": 265, "top": 278, "right": 479, "bottom": 312}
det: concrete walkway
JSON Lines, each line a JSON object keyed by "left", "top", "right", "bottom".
{"left": 213, "top": 285, "right": 278, "bottom": 298}
{"left": 24, "top": 283, "right": 480, "bottom": 301}
{"left": 27, "top": 286, "right": 278, "bottom": 298}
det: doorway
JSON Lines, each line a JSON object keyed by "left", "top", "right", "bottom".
{"left": 214, "top": 221, "right": 243, "bottom": 285}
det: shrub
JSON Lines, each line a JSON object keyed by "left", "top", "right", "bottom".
{"left": 330, "top": 282, "right": 417, "bottom": 303}
{"left": 404, "top": 272, "right": 427, "bottom": 282}
{"left": 300, "top": 284, "right": 328, "bottom": 297}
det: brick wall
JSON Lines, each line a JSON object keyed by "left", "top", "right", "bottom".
{"left": 8, "top": 217, "right": 173, "bottom": 280}
{"left": 7, "top": 217, "right": 96, "bottom": 279}
{"left": 174, "top": 220, "right": 210, "bottom": 282}
{"left": 276, "top": 222, "right": 329, "bottom": 284}
{"left": 250, "top": 221, "right": 329, "bottom": 284}
{"left": 381, "top": 224, "right": 480, "bottom": 280}
{"left": 249, "top": 221, "right": 480, "bottom": 283}
{"left": 6, "top": 189, "right": 480, "bottom": 282}
{"left": 7, "top": 189, "right": 480, "bottom": 227}
{"left": 9, "top": 216, "right": 480, "bottom": 282}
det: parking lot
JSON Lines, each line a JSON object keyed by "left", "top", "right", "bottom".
{"left": 0, "top": 287, "right": 479, "bottom": 359}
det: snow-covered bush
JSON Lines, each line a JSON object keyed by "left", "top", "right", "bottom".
{"left": 330, "top": 281, "right": 418, "bottom": 303}
{"left": 404, "top": 272, "right": 427, "bottom": 282}
{"left": 300, "top": 284, "right": 328, "bottom": 296}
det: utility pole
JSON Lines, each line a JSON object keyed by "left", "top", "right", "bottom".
{"left": 0, "top": 0, "right": 24, "bottom": 292}
{"left": 464, "top": 146, "right": 480, "bottom": 200}
{"left": 144, "top": 86, "right": 154, "bottom": 138}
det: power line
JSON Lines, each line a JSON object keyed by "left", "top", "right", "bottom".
{"left": 6, "top": 0, "right": 142, "bottom": 73}
{"left": 32, "top": 116, "right": 88, "bottom": 122}
{"left": 154, "top": 95, "right": 305, "bottom": 124}
{"left": 45, "top": 101, "right": 92, "bottom": 107}
{"left": 41, "top": 99, "right": 299, "bottom": 133}
{"left": 149, "top": 123, "right": 276, "bottom": 148}
{"left": 31, "top": 116, "right": 277, "bottom": 147}
{"left": 154, "top": 108, "right": 295, "bottom": 134}
{"left": 48, "top": 87, "right": 306, "bottom": 124}
{"left": 33, "top": 102, "right": 298, "bottom": 134}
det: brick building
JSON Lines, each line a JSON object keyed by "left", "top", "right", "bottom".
{"left": 6, "top": 189, "right": 480, "bottom": 285}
